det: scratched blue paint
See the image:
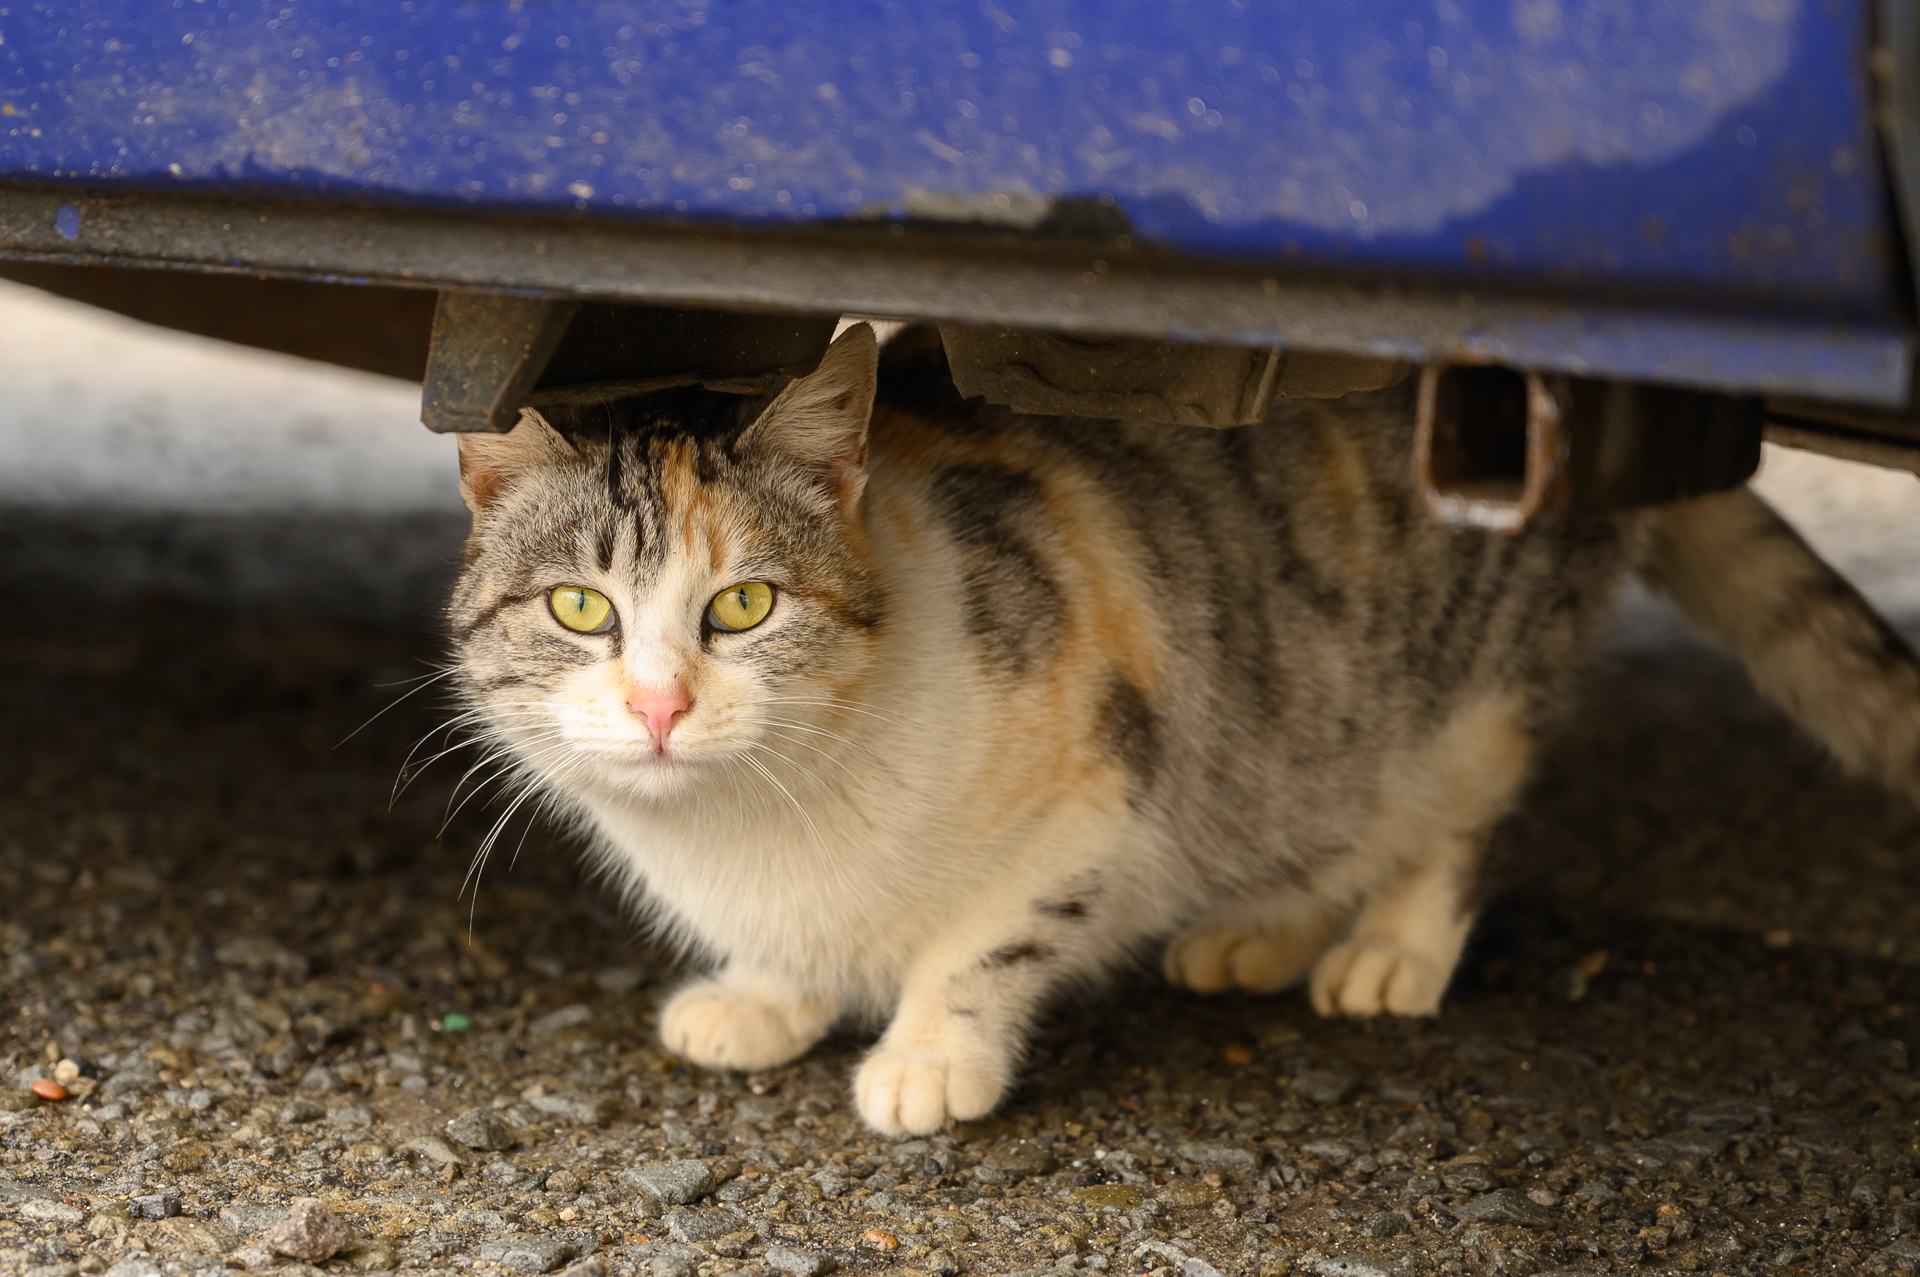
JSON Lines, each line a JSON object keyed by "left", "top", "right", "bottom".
{"left": 0, "top": 0, "right": 1900, "bottom": 321}
{"left": 52, "top": 201, "right": 77, "bottom": 239}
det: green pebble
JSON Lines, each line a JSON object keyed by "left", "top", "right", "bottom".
{"left": 441, "top": 1013, "right": 472, "bottom": 1032}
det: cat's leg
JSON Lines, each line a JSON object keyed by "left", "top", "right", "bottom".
{"left": 1164, "top": 892, "right": 1341, "bottom": 994}
{"left": 1309, "top": 693, "right": 1533, "bottom": 1017}
{"left": 854, "top": 857, "right": 1119, "bottom": 1136}
{"left": 660, "top": 967, "right": 840, "bottom": 1072}
{"left": 1306, "top": 828, "right": 1482, "bottom": 1016}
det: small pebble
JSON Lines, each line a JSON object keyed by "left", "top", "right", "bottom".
{"left": 265, "top": 1196, "right": 349, "bottom": 1262}
{"left": 860, "top": 1229, "right": 900, "bottom": 1251}
{"left": 441, "top": 1012, "right": 473, "bottom": 1032}
{"left": 52, "top": 1058, "right": 81, "bottom": 1083}
{"left": 30, "top": 1078, "right": 67, "bottom": 1101}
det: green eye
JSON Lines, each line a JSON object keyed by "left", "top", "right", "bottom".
{"left": 707, "top": 581, "right": 775, "bottom": 633}
{"left": 550, "top": 585, "right": 615, "bottom": 634}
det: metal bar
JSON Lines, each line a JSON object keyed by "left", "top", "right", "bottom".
{"left": 421, "top": 294, "right": 578, "bottom": 434}
{"left": 0, "top": 184, "right": 1908, "bottom": 408}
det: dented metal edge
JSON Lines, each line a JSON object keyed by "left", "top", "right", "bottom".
{"left": 0, "top": 183, "right": 1909, "bottom": 406}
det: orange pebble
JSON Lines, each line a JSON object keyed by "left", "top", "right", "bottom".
{"left": 860, "top": 1230, "right": 900, "bottom": 1252}
{"left": 29, "top": 1079, "right": 67, "bottom": 1101}
{"left": 1222, "top": 1043, "right": 1255, "bottom": 1065}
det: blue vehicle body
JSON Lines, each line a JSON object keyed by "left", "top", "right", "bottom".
{"left": 0, "top": 0, "right": 1912, "bottom": 404}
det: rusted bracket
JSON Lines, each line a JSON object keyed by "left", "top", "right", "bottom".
{"left": 421, "top": 292, "right": 579, "bottom": 433}
{"left": 940, "top": 324, "right": 1407, "bottom": 427}
{"left": 1414, "top": 363, "right": 1763, "bottom": 532}
{"left": 419, "top": 295, "right": 836, "bottom": 433}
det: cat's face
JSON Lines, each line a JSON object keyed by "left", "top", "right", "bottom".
{"left": 449, "top": 326, "right": 885, "bottom": 802}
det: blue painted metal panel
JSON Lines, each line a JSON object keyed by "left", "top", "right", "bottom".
{"left": 0, "top": 0, "right": 1900, "bottom": 317}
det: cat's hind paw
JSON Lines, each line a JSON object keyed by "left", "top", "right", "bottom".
{"left": 1164, "top": 924, "right": 1322, "bottom": 994}
{"left": 855, "top": 1041, "right": 1006, "bottom": 1136}
{"left": 660, "top": 977, "right": 834, "bottom": 1072}
{"left": 1308, "top": 938, "right": 1452, "bottom": 1017}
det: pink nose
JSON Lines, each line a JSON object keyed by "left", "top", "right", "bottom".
{"left": 627, "top": 687, "right": 691, "bottom": 751}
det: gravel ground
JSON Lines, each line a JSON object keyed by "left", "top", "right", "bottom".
{"left": 3, "top": 510, "right": 1920, "bottom": 1277}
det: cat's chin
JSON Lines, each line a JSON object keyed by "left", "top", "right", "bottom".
{"left": 580, "top": 749, "right": 716, "bottom": 798}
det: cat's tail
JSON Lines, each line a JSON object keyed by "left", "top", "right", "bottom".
{"left": 1635, "top": 486, "right": 1920, "bottom": 802}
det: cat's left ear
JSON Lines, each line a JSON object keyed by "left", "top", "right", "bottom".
{"left": 745, "top": 322, "right": 879, "bottom": 509}
{"left": 456, "top": 408, "right": 577, "bottom": 515}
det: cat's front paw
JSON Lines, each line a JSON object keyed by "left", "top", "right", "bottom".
{"left": 855, "top": 1039, "right": 1007, "bottom": 1136}
{"left": 1164, "top": 924, "right": 1322, "bottom": 994}
{"left": 660, "top": 977, "right": 834, "bottom": 1071}
{"left": 1308, "top": 938, "right": 1452, "bottom": 1017}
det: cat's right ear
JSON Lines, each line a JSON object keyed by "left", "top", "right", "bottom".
{"left": 456, "top": 408, "right": 576, "bottom": 514}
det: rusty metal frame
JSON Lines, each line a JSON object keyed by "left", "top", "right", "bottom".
{"left": 0, "top": 183, "right": 1908, "bottom": 408}
{"left": 1416, "top": 362, "right": 1765, "bottom": 531}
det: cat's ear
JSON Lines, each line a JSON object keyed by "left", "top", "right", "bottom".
{"left": 456, "top": 408, "right": 576, "bottom": 514}
{"left": 745, "top": 322, "right": 879, "bottom": 508}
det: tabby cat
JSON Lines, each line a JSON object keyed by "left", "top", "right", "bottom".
{"left": 449, "top": 323, "right": 1920, "bottom": 1135}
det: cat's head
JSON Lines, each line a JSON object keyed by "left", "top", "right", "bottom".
{"left": 448, "top": 324, "right": 887, "bottom": 802}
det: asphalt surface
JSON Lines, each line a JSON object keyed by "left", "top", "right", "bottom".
{"left": 2, "top": 285, "right": 1920, "bottom": 1277}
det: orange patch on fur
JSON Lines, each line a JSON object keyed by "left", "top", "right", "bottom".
{"left": 867, "top": 406, "right": 1160, "bottom": 828}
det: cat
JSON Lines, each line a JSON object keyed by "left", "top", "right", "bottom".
{"left": 448, "top": 322, "right": 1920, "bottom": 1136}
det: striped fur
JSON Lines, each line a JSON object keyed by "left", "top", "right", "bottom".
{"left": 448, "top": 323, "right": 1918, "bottom": 1135}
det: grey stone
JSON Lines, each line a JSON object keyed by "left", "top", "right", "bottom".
{"left": 1292, "top": 1069, "right": 1355, "bottom": 1106}
{"left": 98, "top": 1069, "right": 160, "bottom": 1101}
{"left": 325, "top": 1104, "right": 373, "bottom": 1127}
{"left": 231, "top": 1244, "right": 276, "bottom": 1271}
{"left": 1176, "top": 1141, "right": 1258, "bottom": 1171}
{"left": 215, "top": 936, "right": 310, "bottom": 978}
{"left": 663, "top": 1205, "right": 742, "bottom": 1243}
{"left": 1297, "top": 1255, "right": 1393, "bottom": 1277}
{"left": 1361, "top": 1210, "right": 1408, "bottom": 1238}
{"left": 296, "top": 1063, "right": 338, "bottom": 1092}
{"left": 594, "top": 967, "right": 645, "bottom": 992}
{"left": 1182, "top": 1260, "right": 1228, "bottom": 1277}
{"left": 559, "top": 1258, "right": 612, "bottom": 1277}
{"left": 1300, "top": 1139, "right": 1363, "bottom": 1167}
{"left": 1453, "top": 1188, "right": 1555, "bottom": 1228}
{"left": 219, "top": 1202, "right": 286, "bottom": 1236}
{"left": 404, "top": 1134, "right": 469, "bottom": 1165}
{"left": 277, "top": 1098, "right": 324, "bottom": 1128}
{"left": 734, "top": 1095, "right": 790, "bottom": 1123}
{"left": 811, "top": 1169, "right": 849, "bottom": 1197}
{"left": 1879, "top": 1240, "right": 1920, "bottom": 1272}
{"left": 529, "top": 1004, "right": 594, "bottom": 1035}
{"left": 651, "top": 1245, "right": 702, "bottom": 1277}
{"left": 619, "top": 1159, "right": 714, "bottom": 1205}
{"left": 1573, "top": 1180, "right": 1620, "bottom": 1206}
{"left": 765, "top": 1246, "right": 837, "bottom": 1277}
{"left": 130, "top": 1189, "right": 181, "bottom": 1219}
{"left": 19, "top": 1199, "right": 85, "bottom": 1225}
{"left": 1686, "top": 1098, "right": 1775, "bottom": 1130}
{"left": 482, "top": 1160, "right": 526, "bottom": 1185}
{"left": 1440, "top": 1160, "right": 1497, "bottom": 1193}
{"left": 477, "top": 1233, "right": 587, "bottom": 1274}
{"left": 1626, "top": 1131, "right": 1730, "bottom": 1174}
{"left": 1376, "top": 1078, "right": 1435, "bottom": 1105}
{"left": 529, "top": 1091, "right": 613, "bottom": 1125}
{"left": 265, "top": 1196, "right": 349, "bottom": 1262}
{"left": 983, "top": 1141, "right": 1058, "bottom": 1177}
{"left": 448, "top": 1106, "right": 520, "bottom": 1150}
{"left": 103, "top": 1260, "right": 164, "bottom": 1277}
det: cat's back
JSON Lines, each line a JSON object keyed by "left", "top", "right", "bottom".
{"left": 867, "top": 327, "right": 1629, "bottom": 767}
